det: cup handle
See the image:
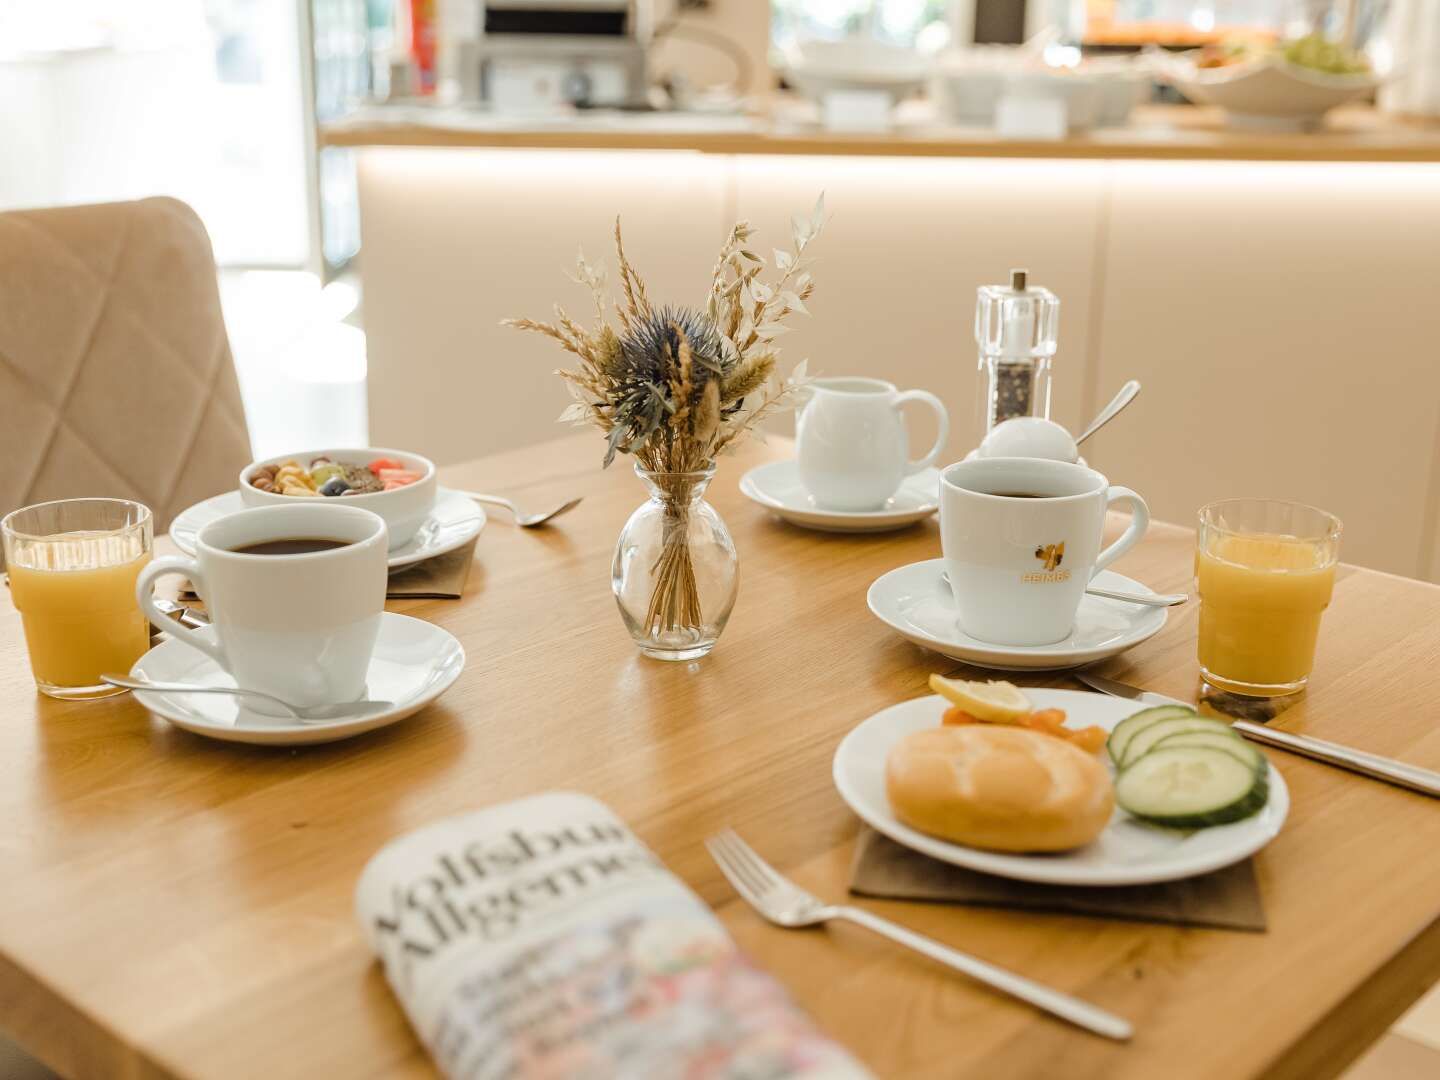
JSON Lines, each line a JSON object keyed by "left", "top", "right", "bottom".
{"left": 893, "top": 389, "right": 950, "bottom": 475}
{"left": 135, "top": 556, "right": 228, "bottom": 669}
{"left": 1093, "top": 487, "right": 1150, "bottom": 577}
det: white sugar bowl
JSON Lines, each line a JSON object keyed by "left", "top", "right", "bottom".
{"left": 977, "top": 417, "right": 1080, "bottom": 464}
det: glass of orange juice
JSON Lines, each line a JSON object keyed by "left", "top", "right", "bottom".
{"left": 1195, "top": 498, "right": 1342, "bottom": 697}
{"left": 3, "top": 499, "right": 153, "bottom": 699}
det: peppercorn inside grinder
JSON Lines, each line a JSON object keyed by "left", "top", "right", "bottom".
{"left": 974, "top": 268, "right": 1060, "bottom": 442}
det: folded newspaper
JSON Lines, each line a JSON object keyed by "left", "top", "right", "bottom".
{"left": 356, "top": 792, "right": 873, "bottom": 1079}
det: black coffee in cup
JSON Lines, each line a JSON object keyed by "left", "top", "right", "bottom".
{"left": 230, "top": 538, "right": 351, "bottom": 557}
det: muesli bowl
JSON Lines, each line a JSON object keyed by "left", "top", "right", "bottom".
{"left": 239, "top": 447, "right": 437, "bottom": 549}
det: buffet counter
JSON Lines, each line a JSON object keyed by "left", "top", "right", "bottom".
{"left": 322, "top": 103, "right": 1440, "bottom": 163}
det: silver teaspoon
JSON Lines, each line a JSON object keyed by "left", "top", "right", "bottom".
{"left": 1076, "top": 380, "right": 1141, "bottom": 446}
{"left": 102, "top": 674, "right": 394, "bottom": 724}
{"left": 939, "top": 570, "right": 1185, "bottom": 608}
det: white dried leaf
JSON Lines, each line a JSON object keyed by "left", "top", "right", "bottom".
{"left": 556, "top": 402, "right": 590, "bottom": 424}
{"left": 756, "top": 323, "right": 791, "bottom": 337}
{"left": 750, "top": 281, "right": 774, "bottom": 303}
{"left": 791, "top": 213, "right": 810, "bottom": 248}
{"left": 810, "top": 192, "right": 826, "bottom": 235}
{"left": 780, "top": 290, "right": 808, "bottom": 315}
{"left": 774, "top": 248, "right": 794, "bottom": 271}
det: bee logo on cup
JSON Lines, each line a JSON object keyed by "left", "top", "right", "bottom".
{"left": 1023, "top": 542, "right": 1071, "bottom": 583}
{"left": 1035, "top": 542, "right": 1065, "bottom": 571}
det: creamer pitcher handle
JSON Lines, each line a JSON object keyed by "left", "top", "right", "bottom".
{"left": 893, "top": 390, "right": 950, "bottom": 475}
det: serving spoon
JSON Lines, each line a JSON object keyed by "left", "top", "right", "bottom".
{"left": 102, "top": 674, "right": 394, "bottom": 724}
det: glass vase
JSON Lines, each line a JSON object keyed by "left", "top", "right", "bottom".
{"left": 611, "top": 465, "right": 738, "bottom": 661}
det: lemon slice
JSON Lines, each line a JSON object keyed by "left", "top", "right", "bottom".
{"left": 928, "top": 675, "right": 1032, "bottom": 723}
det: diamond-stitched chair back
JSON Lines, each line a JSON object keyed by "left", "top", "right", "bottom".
{"left": 0, "top": 198, "right": 252, "bottom": 544}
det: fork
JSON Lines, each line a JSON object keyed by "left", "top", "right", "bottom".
{"left": 705, "top": 830, "right": 1133, "bottom": 1041}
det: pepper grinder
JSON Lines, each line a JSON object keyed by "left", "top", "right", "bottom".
{"left": 974, "top": 268, "right": 1060, "bottom": 440}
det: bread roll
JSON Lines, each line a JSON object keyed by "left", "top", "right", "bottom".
{"left": 885, "top": 725, "right": 1114, "bottom": 853}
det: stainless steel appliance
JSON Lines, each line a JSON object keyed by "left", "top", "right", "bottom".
{"left": 459, "top": 1, "right": 649, "bottom": 108}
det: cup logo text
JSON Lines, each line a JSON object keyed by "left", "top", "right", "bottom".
{"left": 1023, "top": 541, "right": 1071, "bottom": 583}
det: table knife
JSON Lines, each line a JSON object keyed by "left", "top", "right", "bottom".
{"left": 150, "top": 598, "right": 211, "bottom": 631}
{"left": 1075, "top": 671, "right": 1440, "bottom": 798}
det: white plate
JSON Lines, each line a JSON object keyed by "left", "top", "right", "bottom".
{"left": 170, "top": 487, "right": 485, "bottom": 569}
{"left": 130, "top": 611, "right": 464, "bottom": 745}
{"left": 833, "top": 689, "right": 1289, "bottom": 886}
{"left": 868, "top": 558, "right": 1167, "bottom": 671}
{"left": 739, "top": 461, "right": 940, "bottom": 533}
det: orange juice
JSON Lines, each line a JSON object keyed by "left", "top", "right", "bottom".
{"left": 8, "top": 532, "right": 151, "bottom": 696}
{"left": 1196, "top": 532, "right": 1336, "bottom": 694}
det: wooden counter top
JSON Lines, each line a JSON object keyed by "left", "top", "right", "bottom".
{"left": 321, "top": 103, "right": 1440, "bottom": 163}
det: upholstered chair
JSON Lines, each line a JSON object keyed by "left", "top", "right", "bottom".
{"left": 0, "top": 197, "right": 252, "bottom": 539}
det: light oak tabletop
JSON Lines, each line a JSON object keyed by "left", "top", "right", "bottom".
{"left": 2, "top": 434, "right": 1438, "bottom": 1080}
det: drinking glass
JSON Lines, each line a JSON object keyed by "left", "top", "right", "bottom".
{"left": 3, "top": 499, "right": 154, "bottom": 699}
{"left": 1195, "top": 498, "right": 1342, "bottom": 698}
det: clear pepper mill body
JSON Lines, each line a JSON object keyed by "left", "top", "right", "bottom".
{"left": 975, "top": 268, "right": 1061, "bottom": 440}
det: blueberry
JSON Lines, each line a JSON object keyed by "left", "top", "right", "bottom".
{"left": 319, "top": 476, "right": 350, "bottom": 497}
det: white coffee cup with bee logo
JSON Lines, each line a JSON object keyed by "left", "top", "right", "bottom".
{"left": 940, "top": 457, "right": 1149, "bottom": 646}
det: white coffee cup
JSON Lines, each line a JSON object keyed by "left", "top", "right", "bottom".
{"left": 797, "top": 377, "right": 950, "bottom": 511}
{"left": 135, "top": 504, "right": 388, "bottom": 712}
{"left": 940, "top": 457, "right": 1150, "bottom": 646}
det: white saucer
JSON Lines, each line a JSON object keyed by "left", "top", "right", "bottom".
{"left": 129, "top": 612, "right": 465, "bottom": 745}
{"left": 834, "top": 689, "right": 1288, "bottom": 886}
{"left": 739, "top": 461, "right": 940, "bottom": 533}
{"left": 170, "top": 488, "right": 485, "bottom": 569}
{"left": 867, "top": 559, "right": 1167, "bottom": 671}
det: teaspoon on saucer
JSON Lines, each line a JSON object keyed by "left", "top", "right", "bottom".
{"left": 939, "top": 570, "right": 1185, "bottom": 608}
{"left": 102, "top": 674, "right": 395, "bottom": 724}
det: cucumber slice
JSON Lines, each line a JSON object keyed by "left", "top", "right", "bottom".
{"left": 1118, "top": 715, "right": 1237, "bottom": 768}
{"left": 1106, "top": 705, "right": 1196, "bottom": 765}
{"left": 1116, "top": 746, "right": 1269, "bottom": 828}
{"left": 1149, "top": 729, "right": 1265, "bottom": 773}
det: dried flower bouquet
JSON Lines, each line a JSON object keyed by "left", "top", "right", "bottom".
{"left": 505, "top": 196, "right": 825, "bottom": 648}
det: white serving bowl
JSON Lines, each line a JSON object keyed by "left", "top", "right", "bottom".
{"left": 931, "top": 47, "right": 1013, "bottom": 124}
{"left": 784, "top": 38, "right": 929, "bottom": 105}
{"left": 933, "top": 49, "right": 1148, "bottom": 130}
{"left": 239, "top": 447, "right": 437, "bottom": 549}
{"left": 1163, "top": 53, "right": 1381, "bottom": 130}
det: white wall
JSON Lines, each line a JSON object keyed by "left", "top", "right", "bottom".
{"left": 356, "top": 147, "right": 1440, "bottom": 582}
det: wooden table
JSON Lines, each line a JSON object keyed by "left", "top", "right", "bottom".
{"left": 2, "top": 435, "right": 1439, "bottom": 1079}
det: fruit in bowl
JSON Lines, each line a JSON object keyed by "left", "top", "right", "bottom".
{"left": 239, "top": 448, "right": 437, "bottom": 549}
{"left": 1165, "top": 32, "right": 1380, "bottom": 130}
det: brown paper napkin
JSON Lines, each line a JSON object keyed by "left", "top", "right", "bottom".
{"left": 849, "top": 827, "right": 1266, "bottom": 932}
{"left": 383, "top": 539, "right": 478, "bottom": 599}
